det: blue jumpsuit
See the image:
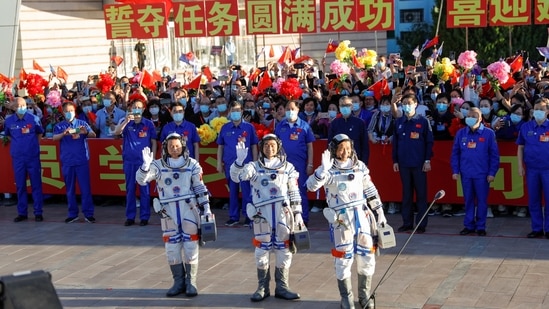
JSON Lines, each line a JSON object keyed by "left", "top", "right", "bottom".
{"left": 451, "top": 125, "right": 499, "bottom": 231}
{"left": 54, "top": 119, "right": 95, "bottom": 218}
{"left": 328, "top": 116, "right": 369, "bottom": 165}
{"left": 392, "top": 114, "right": 434, "bottom": 229}
{"left": 121, "top": 118, "right": 157, "bottom": 221}
{"left": 216, "top": 121, "right": 258, "bottom": 222}
{"left": 4, "top": 113, "right": 44, "bottom": 217}
{"left": 275, "top": 118, "right": 315, "bottom": 223}
{"left": 160, "top": 120, "right": 200, "bottom": 159}
{"left": 516, "top": 119, "right": 549, "bottom": 233}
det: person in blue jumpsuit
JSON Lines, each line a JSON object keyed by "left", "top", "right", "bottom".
{"left": 5, "top": 97, "right": 44, "bottom": 222}
{"left": 274, "top": 100, "right": 315, "bottom": 224}
{"left": 53, "top": 102, "right": 97, "bottom": 223}
{"left": 517, "top": 98, "right": 549, "bottom": 238}
{"left": 114, "top": 99, "right": 157, "bottom": 226}
{"left": 216, "top": 101, "right": 258, "bottom": 226}
{"left": 328, "top": 96, "right": 369, "bottom": 165}
{"left": 392, "top": 94, "right": 434, "bottom": 233}
{"left": 160, "top": 102, "right": 200, "bottom": 159}
{"left": 451, "top": 107, "right": 499, "bottom": 236}
{"left": 95, "top": 92, "right": 126, "bottom": 138}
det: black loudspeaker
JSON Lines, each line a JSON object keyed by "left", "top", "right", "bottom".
{"left": 0, "top": 270, "right": 63, "bottom": 309}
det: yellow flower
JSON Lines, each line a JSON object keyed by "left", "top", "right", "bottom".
{"left": 335, "top": 40, "right": 356, "bottom": 64}
{"left": 210, "top": 117, "right": 229, "bottom": 133}
{"left": 357, "top": 49, "right": 378, "bottom": 69}
{"left": 197, "top": 124, "right": 217, "bottom": 145}
{"left": 433, "top": 57, "right": 455, "bottom": 82}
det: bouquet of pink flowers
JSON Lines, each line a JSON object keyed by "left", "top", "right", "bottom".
{"left": 330, "top": 60, "right": 350, "bottom": 77}
{"left": 457, "top": 50, "right": 477, "bottom": 70}
{"left": 486, "top": 61, "right": 510, "bottom": 91}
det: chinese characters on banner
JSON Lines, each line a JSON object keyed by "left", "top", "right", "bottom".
{"left": 104, "top": 0, "right": 394, "bottom": 39}
{"left": 447, "top": 0, "right": 549, "bottom": 28}
{"left": 104, "top": 3, "right": 168, "bottom": 39}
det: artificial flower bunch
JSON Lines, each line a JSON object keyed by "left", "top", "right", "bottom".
{"left": 433, "top": 57, "right": 455, "bottom": 82}
{"left": 23, "top": 73, "right": 48, "bottom": 97}
{"left": 45, "top": 89, "right": 62, "bottom": 108}
{"left": 210, "top": 116, "right": 229, "bottom": 134}
{"left": 95, "top": 73, "right": 115, "bottom": 94}
{"left": 457, "top": 50, "right": 477, "bottom": 71}
{"left": 330, "top": 60, "right": 351, "bottom": 77}
{"left": 272, "top": 77, "right": 286, "bottom": 93}
{"left": 252, "top": 122, "right": 273, "bottom": 140}
{"left": 486, "top": 60, "right": 510, "bottom": 91}
{"left": 278, "top": 78, "right": 303, "bottom": 100}
{"left": 197, "top": 123, "right": 217, "bottom": 145}
{"left": 356, "top": 48, "right": 378, "bottom": 69}
{"left": 335, "top": 40, "right": 357, "bottom": 66}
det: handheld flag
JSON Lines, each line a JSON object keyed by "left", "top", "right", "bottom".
{"left": 184, "top": 74, "right": 202, "bottom": 90}
{"left": 57, "top": 67, "right": 69, "bottom": 82}
{"left": 291, "top": 47, "right": 301, "bottom": 61}
{"left": 111, "top": 56, "right": 124, "bottom": 66}
{"left": 179, "top": 52, "right": 195, "bottom": 65}
{"left": 421, "top": 36, "right": 439, "bottom": 52}
{"left": 325, "top": 39, "right": 338, "bottom": 54}
{"left": 256, "top": 47, "right": 265, "bottom": 61}
{"left": 33, "top": 60, "right": 45, "bottom": 72}
{"left": 278, "top": 46, "right": 292, "bottom": 64}
{"left": 509, "top": 55, "right": 523, "bottom": 73}
{"left": 257, "top": 73, "right": 272, "bottom": 92}
{"left": 140, "top": 69, "right": 156, "bottom": 90}
{"left": 269, "top": 45, "right": 275, "bottom": 58}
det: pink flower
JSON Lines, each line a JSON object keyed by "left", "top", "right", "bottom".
{"left": 272, "top": 77, "right": 285, "bottom": 93}
{"left": 487, "top": 61, "right": 510, "bottom": 84}
{"left": 46, "top": 89, "right": 62, "bottom": 108}
{"left": 457, "top": 50, "right": 477, "bottom": 70}
{"left": 330, "top": 60, "right": 350, "bottom": 77}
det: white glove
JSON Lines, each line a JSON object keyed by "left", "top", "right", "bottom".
{"left": 141, "top": 147, "right": 154, "bottom": 170}
{"left": 376, "top": 208, "right": 387, "bottom": 227}
{"left": 203, "top": 204, "right": 212, "bottom": 217}
{"left": 235, "top": 141, "right": 248, "bottom": 166}
{"left": 323, "top": 208, "right": 337, "bottom": 224}
{"left": 153, "top": 198, "right": 162, "bottom": 214}
{"left": 319, "top": 149, "right": 333, "bottom": 174}
{"left": 294, "top": 213, "right": 304, "bottom": 227}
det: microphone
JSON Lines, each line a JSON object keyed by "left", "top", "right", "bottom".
{"left": 434, "top": 190, "right": 445, "bottom": 200}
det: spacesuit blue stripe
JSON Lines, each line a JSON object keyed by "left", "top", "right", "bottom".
{"left": 175, "top": 201, "right": 183, "bottom": 235}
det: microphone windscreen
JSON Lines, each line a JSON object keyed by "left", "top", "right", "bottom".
{"left": 435, "top": 190, "right": 446, "bottom": 200}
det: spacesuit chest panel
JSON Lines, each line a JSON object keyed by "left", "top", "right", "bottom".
{"left": 252, "top": 168, "right": 290, "bottom": 202}
{"left": 326, "top": 168, "right": 364, "bottom": 207}
{"left": 157, "top": 166, "right": 195, "bottom": 200}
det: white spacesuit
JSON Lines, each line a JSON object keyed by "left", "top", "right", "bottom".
{"left": 306, "top": 134, "right": 387, "bottom": 309}
{"left": 230, "top": 134, "right": 302, "bottom": 302}
{"left": 136, "top": 133, "right": 211, "bottom": 298}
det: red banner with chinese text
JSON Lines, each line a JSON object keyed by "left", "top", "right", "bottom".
{"left": 246, "top": 0, "right": 280, "bottom": 35}
{"left": 356, "top": 0, "right": 394, "bottom": 31}
{"left": 173, "top": 1, "right": 207, "bottom": 38}
{"left": 446, "top": 0, "right": 488, "bottom": 28}
{"left": 319, "top": 0, "right": 356, "bottom": 32}
{"left": 205, "top": 0, "right": 240, "bottom": 36}
{"left": 104, "top": 3, "right": 168, "bottom": 39}
{"left": 281, "top": 0, "right": 317, "bottom": 34}
{"left": 534, "top": 0, "right": 549, "bottom": 24}
{"left": 0, "top": 139, "right": 530, "bottom": 206}
{"left": 489, "top": 0, "right": 531, "bottom": 26}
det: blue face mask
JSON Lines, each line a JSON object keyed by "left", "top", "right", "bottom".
{"left": 200, "top": 105, "right": 210, "bottom": 114}
{"left": 301, "top": 93, "right": 309, "bottom": 100}
{"left": 480, "top": 107, "right": 491, "bottom": 116}
{"left": 132, "top": 108, "right": 142, "bottom": 115}
{"left": 352, "top": 103, "right": 361, "bottom": 112}
{"left": 16, "top": 106, "right": 27, "bottom": 115}
{"left": 533, "top": 110, "right": 547, "bottom": 122}
{"left": 217, "top": 103, "right": 227, "bottom": 113}
{"left": 402, "top": 105, "right": 413, "bottom": 114}
{"left": 83, "top": 106, "right": 92, "bottom": 114}
{"left": 426, "top": 59, "right": 433, "bottom": 67}
{"left": 353, "top": 89, "right": 360, "bottom": 94}
{"left": 436, "top": 103, "right": 448, "bottom": 113}
{"left": 328, "top": 110, "right": 337, "bottom": 118}
{"left": 465, "top": 117, "right": 477, "bottom": 127}
{"left": 172, "top": 113, "right": 184, "bottom": 122}
{"left": 510, "top": 113, "right": 522, "bottom": 124}
{"left": 92, "top": 103, "right": 98, "bottom": 111}
{"left": 340, "top": 106, "right": 352, "bottom": 117}
{"left": 230, "top": 111, "right": 242, "bottom": 121}
{"left": 262, "top": 102, "right": 271, "bottom": 109}
{"left": 492, "top": 102, "right": 500, "bottom": 111}
{"left": 304, "top": 110, "right": 315, "bottom": 116}
{"left": 285, "top": 110, "right": 298, "bottom": 120}
{"left": 246, "top": 109, "right": 255, "bottom": 116}
{"left": 64, "top": 111, "right": 75, "bottom": 120}
{"left": 102, "top": 99, "right": 111, "bottom": 108}
{"left": 430, "top": 93, "right": 438, "bottom": 101}
{"left": 380, "top": 105, "right": 391, "bottom": 113}
{"left": 179, "top": 98, "right": 187, "bottom": 107}
{"left": 340, "top": 90, "right": 350, "bottom": 96}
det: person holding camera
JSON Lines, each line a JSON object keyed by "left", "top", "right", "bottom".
{"left": 95, "top": 91, "right": 126, "bottom": 138}
{"left": 114, "top": 99, "right": 157, "bottom": 226}
{"left": 53, "top": 102, "right": 97, "bottom": 223}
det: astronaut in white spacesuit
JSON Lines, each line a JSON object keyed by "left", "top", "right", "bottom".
{"left": 230, "top": 134, "right": 302, "bottom": 302}
{"left": 306, "top": 134, "right": 387, "bottom": 309}
{"left": 136, "top": 133, "right": 212, "bottom": 298}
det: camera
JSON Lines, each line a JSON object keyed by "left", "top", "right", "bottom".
{"left": 293, "top": 63, "right": 305, "bottom": 69}
{"left": 232, "top": 65, "right": 241, "bottom": 71}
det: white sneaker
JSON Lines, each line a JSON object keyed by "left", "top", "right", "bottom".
{"left": 517, "top": 207, "right": 527, "bottom": 218}
{"left": 310, "top": 206, "right": 322, "bottom": 213}
{"left": 387, "top": 203, "right": 397, "bottom": 214}
{"left": 136, "top": 200, "right": 140, "bottom": 208}
{"left": 487, "top": 208, "right": 494, "bottom": 218}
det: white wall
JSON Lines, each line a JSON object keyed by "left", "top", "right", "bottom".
{"left": 0, "top": 0, "right": 21, "bottom": 77}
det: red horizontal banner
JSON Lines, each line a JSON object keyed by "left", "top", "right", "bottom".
{"left": 0, "top": 139, "right": 528, "bottom": 206}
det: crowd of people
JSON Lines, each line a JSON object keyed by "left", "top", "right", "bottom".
{"left": 2, "top": 50, "right": 549, "bottom": 307}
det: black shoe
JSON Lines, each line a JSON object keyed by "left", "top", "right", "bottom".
{"left": 397, "top": 225, "right": 413, "bottom": 232}
{"left": 14, "top": 215, "right": 28, "bottom": 222}
{"left": 65, "top": 217, "right": 79, "bottom": 223}
{"left": 124, "top": 219, "right": 135, "bottom": 226}
{"left": 416, "top": 227, "right": 426, "bottom": 234}
{"left": 477, "top": 230, "right": 486, "bottom": 236}
{"left": 527, "top": 231, "right": 544, "bottom": 238}
{"left": 85, "top": 216, "right": 96, "bottom": 223}
{"left": 35, "top": 215, "right": 43, "bottom": 222}
{"left": 546, "top": 232, "right": 549, "bottom": 239}
{"left": 139, "top": 220, "right": 148, "bottom": 226}
{"left": 460, "top": 228, "right": 474, "bottom": 235}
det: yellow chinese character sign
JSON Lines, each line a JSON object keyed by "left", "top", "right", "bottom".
{"left": 356, "top": 0, "right": 394, "bottom": 31}
{"left": 205, "top": 0, "right": 240, "bottom": 36}
{"left": 104, "top": 3, "right": 167, "bottom": 39}
{"left": 535, "top": 0, "right": 549, "bottom": 24}
{"left": 281, "top": 0, "right": 317, "bottom": 34}
{"left": 174, "top": 2, "right": 207, "bottom": 37}
{"left": 447, "top": 0, "right": 488, "bottom": 28}
{"left": 490, "top": 0, "right": 531, "bottom": 26}
{"left": 246, "top": 0, "right": 280, "bottom": 35}
{"left": 320, "top": 0, "right": 356, "bottom": 32}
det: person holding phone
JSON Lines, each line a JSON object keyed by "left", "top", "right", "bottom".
{"left": 95, "top": 92, "right": 126, "bottom": 138}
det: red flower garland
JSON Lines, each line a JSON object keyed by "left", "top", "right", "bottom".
{"left": 252, "top": 122, "right": 273, "bottom": 140}
{"left": 24, "top": 73, "right": 48, "bottom": 97}
{"left": 278, "top": 78, "right": 303, "bottom": 100}
{"left": 95, "top": 73, "right": 115, "bottom": 94}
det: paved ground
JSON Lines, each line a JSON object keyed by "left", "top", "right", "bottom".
{"left": 1, "top": 198, "right": 549, "bottom": 309}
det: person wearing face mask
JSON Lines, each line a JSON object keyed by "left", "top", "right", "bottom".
{"left": 5, "top": 97, "right": 45, "bottom": 222}
{"left": 431, "top": 93, "right": 455, "bottom": 140}
{"left": 298, "top": 98, "right": 319, "bottom": 125}
{"left": 189, "top": 96, "right": 215, "bottom": 128}
{"left": 312, "top": 103, "right": 339, "bottom": 140}
{"left": 215, "top": 96, "right": 229, "bottom": 118}
{"left": 77, "top": 97, "right": 96, "bottom": 128}
{"left": 517, "top": 98, "right": 549, "bottom": 238}
{"left": 306, "top": 134, "right": 387, "bottom": 309}
{"left": 328, "top": 96, "right": 369, "bottom": 165}
{"left": 95, "top": 92, "right": 126, "bottom": 138}
{"left": 495, "top": 104, "right": 528, "bottom": 140}
{"left": 53, "top": 102, "right": 97, "bottom": 223}
{"left": 275, "top": 100, "right": 315, "bottom": 225}
{"left": 392, "top": 94, "right": 434, "bottom": 233}
{"left": 478, "top": 97, "right": 496, "bottom": 129}
{"left": 160, "top": 102, "right": 200, "bottom": 159}
{"left": 451, "top": 107, "right": 500, "bottom": 237}
{"left": 142, "top": 99, "right": 171, "bottom": 138}
{"left": 114, "top": 99, "right": 158, "bottom": 227}
{"left": 217, "top": 101, "right": 259, "bottom": 226}
{"left": 368, "top": 95, "right": 395, "bottom": 145}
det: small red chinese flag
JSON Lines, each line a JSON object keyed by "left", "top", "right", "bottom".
{"left": 57, "top": 66, "right": 69, "bottom": 82}
{"left": 325, "top": 40, "right": 338, "bottom": 53}
{"left": 140, "top": 69, "right": 156, "bottom": 90}
{"left": 257, "top": 73, "right": 272, "bottom": 92}
{"left": 269, "top": 45, "right": 275, "bottom": 58}
{"left": 509, "top": 55, "right": 523, "bottom": 73}
{"left": 500, "top": 74, "right": 516, "bottom": 90}
{"left": 202, "top": 66, "right": 213, "bottom": 82}
{"left": 19, "top": 68, "right": 27, "bottom": 81}
{"left": 87, "top": 111, "right": 97, "bottom": 124}
{"left": 278, "top": 46, "right": 292, "bottom": 64}
{"left": 352, "top": 54, "right": 365, "bottom": 69}
{"left": 368, "top": 79, "right": 390, "bottom": 101}
{"left": 152, "top": 70, "right": 163, "bottom": 82}
{"left": 33, "top": 59, "right": 45, "bottom": 72}
{"left": 111, "top": 56, "right": 124, "bottom": 67}
{"left": 184, "top": 74, "right": 202, "bottom": 90}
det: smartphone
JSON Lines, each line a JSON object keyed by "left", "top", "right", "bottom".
{"left": 318, "top": 112, "right": 329, "bottom": 119}
{"left": 200, "top": 84, "right": 207, "bottom": 90}
{"left": 242, "top": 110, "right": 252, "bottom": 118}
